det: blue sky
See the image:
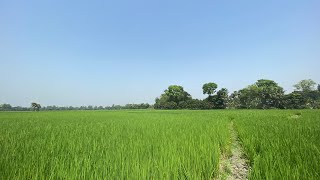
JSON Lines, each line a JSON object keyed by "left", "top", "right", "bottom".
{"left": 1, "top": 0, "right": 319, "bottom": 107}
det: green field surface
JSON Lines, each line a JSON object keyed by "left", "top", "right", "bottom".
{"left": 1, "top": 110, "right": 319, "bottom": 179}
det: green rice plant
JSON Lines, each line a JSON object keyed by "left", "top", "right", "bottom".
{"left": 234, "top": 110, "right": 320, "bottom": 180}
{"left": 1, "top": 110, "right": 319, "bottom": 179}
{"left": 0, "top": 110, "right": 229, "bottom": 179}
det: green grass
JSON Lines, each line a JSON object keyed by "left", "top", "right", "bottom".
{"left": 0, "top": 110, "right": 230, "bottom": 179}
{"left": 234, "top": 110, "right": 320, "bottom": 179}
{"left": 0, "top": 110, "right": 319, "bottom": 179}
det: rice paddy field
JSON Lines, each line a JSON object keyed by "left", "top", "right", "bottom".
{"left": 0, "top": 110, "right": 319, "bottom": 179}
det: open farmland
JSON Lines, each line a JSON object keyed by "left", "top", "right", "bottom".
{"left": 0, "top": 110, "right": 320, "bottom": 179}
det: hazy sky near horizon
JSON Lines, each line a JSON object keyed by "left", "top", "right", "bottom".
{"left": 1, "top": 0, "right": 320, "bottom": 107}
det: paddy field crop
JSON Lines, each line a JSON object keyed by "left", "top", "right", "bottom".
{"left": 0, "top": 110, "right": 319, "bottom": 179}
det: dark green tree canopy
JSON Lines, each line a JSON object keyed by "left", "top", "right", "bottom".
{"left": 283, "top": 91, "right": 306, "bottom": 109}
{"left": 31, "top": 102, "right": 41, "bottom": 111}
{"left": 256, "top": 79, "right": 279, "bottom": 88}
{"left": 0, "top": 104, "right": 12, "bottom": 111}
{"left": 154, "top": 85, "right": 192, "bottom": 109}
{"left": 164, "top": 85, "right": 192, "bottom": 103}
{"left": 202, "top": 82, "right": 218, "bottom": 96}
{"left": 214, "top": 88, "right": 229, "bottom": 109}
{"left": 236, "top": 79, "right": 284, "bottom": 109}
{"left": 228, "top": 91, "right": 241, "bottom": 109}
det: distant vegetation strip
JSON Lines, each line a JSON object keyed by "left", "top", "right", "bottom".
{"left": 1, "top": 79, "right": 320, "bottom": 111}
{"left": 0, "top": 103, "right": 152, "bottom": 111}
{"left": 154, "top": 79, "right": 320, "bottom": 110}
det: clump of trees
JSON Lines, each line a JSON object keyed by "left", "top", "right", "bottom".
{"left": 0, "top": 104, "right": 13, "bottom": 111}
{"left": 154, "top": 83, "right": 229, "bottom": 110}
{"left": 0, "top": 104, "right": 31, "bottom": 111}
{"left": 1, "top": 79, "right": 319, "bottom": 111}
{"left": 154, "top": 79, "right": 320, "bottom": 110}
{"left": 154, "top": 85, "right": 193, "bottom": 109}
{"left": 230, "top": 79, "right": 285, "bottom": 109}
{"left": 283, "top": 79, "right": 320, "bottom": 109}
{"left": 203, "top": 82, "right": 229, "bottom": 109}
{"left": 31, "top": 102, "right": 41, "bottom": 111}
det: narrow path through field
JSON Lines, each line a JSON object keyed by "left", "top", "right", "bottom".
{"left": 218, "top": 122, "right": 250, "bottom": 180}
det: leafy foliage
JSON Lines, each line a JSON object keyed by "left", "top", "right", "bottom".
{"left": 212, "top": 88, "right": 229, "bottom": 109}
{"left": 154, "top": 85, "right": 192, "bottom": 109}
{"left": 0, "top": 104, "right": 12, "bottom": 111}
{"left": 232, "top": 79, "right": 285, "bottom": 109}
{"left": 294, "top": 79, "right": 316, "bottom": 92}
{"left": 155, "top": 79, "right": 319, "bottom": 110}
{"left": 202, "top": 82, "right": 218, "bottom": 96}
{"left": 1, "top": 79, "right": 319, "bottom": 111}
{"left": 31, "top": 102, "right": 41, "bottom": 111}
{"left": 283, "top": 91, "right": 306, "bottom": 109}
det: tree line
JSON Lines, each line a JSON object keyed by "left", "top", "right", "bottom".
{"left": 1, "top": 79, "right": 319, "bottom": 111}
{"left": 0, "top": 103, "right": 151, "bottom": 111}
{"left": 154, "top": 79, "right": 320, "bottom": 109}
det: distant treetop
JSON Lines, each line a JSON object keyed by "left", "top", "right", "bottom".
{"left": 294, "top": 79, "right": 317, "bottom": 92}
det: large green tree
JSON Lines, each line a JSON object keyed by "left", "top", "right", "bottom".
{"left": 164, "top": 85, "right": 192, "bottom": 104}
{"left": 238, "top": 79, "right": 284, "bottom": 109}
{"left": 255, "top": 79, "right": 285, "bottom": 109}
{"left": 0, "top": 104, "right": 12, "bottom": 111}
{"left": 202, "top": 82, "right": 218, "bottom": 97}
{"left": 202, "top": 82, "right": 229, "bottom": 109}
{"left": 292, "top": 79, "right": 320, "bottom": 109}
{"left": 31, "top": 102, "right": 41, "bottom": 111}
{"left": 238, "top": 85, "right": 260, "bottom": 109}
{"left": 304, "top": 90, "right": 320, "bottom": 109}
{"left": 154, "top": 85, "right": 192, "bottom": 109}
{"left": 294, "top": 79, "right": 316, "bottom": 92}
{"left": 213, "top": 88, "right": 229, "bottom": 109}
{"left": 228, "top": 91, "right": 241, "bottom": 109}
{"left": 284, "top": 91, "right": 306, "bottom": 109}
